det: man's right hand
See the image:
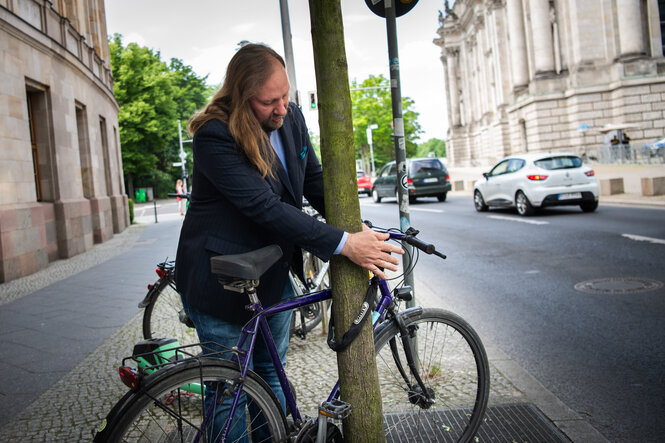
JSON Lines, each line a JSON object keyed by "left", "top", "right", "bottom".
{"left": 340, "top": 228, "right": 404, "bottom": 280}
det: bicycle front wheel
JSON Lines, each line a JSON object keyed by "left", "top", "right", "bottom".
{"left": 142, "top": 278, "right": 199, "bottom": 347}
{"left": 374, "top": 307, "right": 490, "bottom": 442}
{"left": 95, "top": 358, "right": 288, "bottom": 442}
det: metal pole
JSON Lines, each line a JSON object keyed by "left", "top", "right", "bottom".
{"left": 367, "top": 124, "right": 378, "bottom": 177}
{"left": 177, "top": 120, "right": 188, "bottom": 193}
{"left": 384, "top": 0, "right": 415, "bottom": 307}
{"left": 279, "top": 0, "right": 299, "bottom": 106}
{"left": 153, "top": 200, "right": 158, "bottom": 223}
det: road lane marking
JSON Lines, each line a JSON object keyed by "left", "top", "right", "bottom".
{"left": 622, "top": 234, "right": 665, "bottom": 245}
{"left": 488, "top": 215, "right": 549, "bottom": 225}
{"left": 358, "top": 202, "right": 444, "bottom": 213}
{"left": 410, "top": 208, "right": 444, "bottom": 213}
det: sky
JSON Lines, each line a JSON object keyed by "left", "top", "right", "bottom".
{"left": 104, "top": 0, "right": 449, "bottom": 143}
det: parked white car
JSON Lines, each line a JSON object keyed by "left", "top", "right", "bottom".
{"left": 473, "top": 153, "right": 599, "bottom": 216}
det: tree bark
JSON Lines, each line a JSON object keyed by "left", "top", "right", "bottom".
{"left": 308, "top": 1, "right": 385, "bottom": 441}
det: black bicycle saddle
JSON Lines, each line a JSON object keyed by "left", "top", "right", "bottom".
{"left": 210, "top": 245, "right": 283, "bottom": 281}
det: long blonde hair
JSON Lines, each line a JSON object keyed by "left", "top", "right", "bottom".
{"left": 188, "top": 44, "right": 286, "bottom": 178}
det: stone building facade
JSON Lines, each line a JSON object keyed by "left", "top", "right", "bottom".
{"left": 0, "top": 0, "right": 128, "bottom": 282}
{"left": 435, "top": 0, "right": 665, "bottom": 167}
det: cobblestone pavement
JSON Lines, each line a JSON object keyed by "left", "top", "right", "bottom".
{"left": 0, "top": 278, "right": 528, "bottom": 443}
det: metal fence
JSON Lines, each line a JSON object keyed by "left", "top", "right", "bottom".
{"left": 575, "top": 144, "right": 665, "bottom": 165}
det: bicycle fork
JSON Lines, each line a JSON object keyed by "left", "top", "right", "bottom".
{"left": 390, "top": 312, "right": 435, "bottom": 409}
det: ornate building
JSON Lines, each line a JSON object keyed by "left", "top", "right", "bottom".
{"left": 0, "top": 0, "right": 128, "bottom": 282}
{"left": 435, "top": 0, "right": 665, "bottom": 167}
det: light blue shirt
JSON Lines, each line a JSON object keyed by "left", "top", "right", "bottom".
{"left": 269, "top": 130, "right": 348, "bottom": 255}
{"left": 269, "top": 130, "right": 288, "bottom": 179}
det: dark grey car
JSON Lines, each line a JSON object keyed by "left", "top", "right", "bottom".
{"left": 371, "top": 158, "right": 452, "bottom": 203}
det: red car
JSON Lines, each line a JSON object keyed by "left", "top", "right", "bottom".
{"left": 357, "top": 170, "right": 372, "bottom": 195}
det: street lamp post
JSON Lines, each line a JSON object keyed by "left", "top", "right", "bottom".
{"left": 367, "top": 124, "right": 378, "bottom": 177}
{"left": 279, "top": 0, "right": 299, "bottom": 106}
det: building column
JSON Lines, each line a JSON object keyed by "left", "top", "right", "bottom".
{"left": 529, "top": 0, "right": 555, "bottom": 75}
{"left": 506, "top": 0, "right": 529, "bottom": 87}
{"left": 445, "top": 49, "right": 461, "bottom": 127}
{"left": 617, "top": 0, "right": 646, "bottom": 58}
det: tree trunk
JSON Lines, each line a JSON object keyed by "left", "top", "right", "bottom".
{"left": 308, "top": 1, "right": 385, "bottom": 441}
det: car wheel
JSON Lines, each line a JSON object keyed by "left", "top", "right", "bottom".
{"left": 515, "top": 191, "right": 535, "bottom": 216}
{"left": 473, "top": 191, "right": 488, "bottom": 212}
{"left": 437, "top": 192, "right": 447, "bottom": 202}
{"left": 580, "top": 200, "right": 598, "bottom": 213}
{"left": 372, "top": 189, "right": 381, "bottom": 203}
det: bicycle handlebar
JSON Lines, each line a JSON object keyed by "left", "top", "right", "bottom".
{"left": 363, "top": 220, "right": 446, "bottom": 260}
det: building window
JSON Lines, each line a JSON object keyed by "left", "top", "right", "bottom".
{"left": 26, "top": 83, "right": 55, "bottom": 202}
{"left": 113, "top": 126, "right": 123, "bottom": 194}
{"left": 76, "top": 102, "right": 93, "bottom": 198}
{"left": 520, "top": 119, "right": 529, "bottom": 152}
{"left": 99, "top": 116, "right": 112, "bottom": 196}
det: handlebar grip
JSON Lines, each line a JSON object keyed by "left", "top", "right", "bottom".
{"left": 404, "top": 235, "right": 446, "bottom": 259}
{"left": 404, "top": 235, "right": 435, "bottom": 254}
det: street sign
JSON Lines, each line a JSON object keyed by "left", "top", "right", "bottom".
{"left": 172, "top": 162, "right": 183, "bottom": 167}
{"left": 365, "top": 0, "right": 418, "bottom": 18}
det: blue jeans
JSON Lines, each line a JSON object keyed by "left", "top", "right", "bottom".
{"left": 184, "top": 283, "right": 293, "bottom": 442}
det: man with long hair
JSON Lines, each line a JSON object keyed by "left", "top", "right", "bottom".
{"left": 174, "top": 43, "right": 401, "bottom": 440}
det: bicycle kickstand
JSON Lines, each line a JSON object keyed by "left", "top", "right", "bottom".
{"left": 316, "top": 399, "right": 351, "bottom": 443}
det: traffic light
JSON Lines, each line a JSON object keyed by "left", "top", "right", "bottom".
{"left": 309, "top": 91, "right": 317, "bottom": 110}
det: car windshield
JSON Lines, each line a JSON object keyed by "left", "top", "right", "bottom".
{"left": 534, "top": 156, "right": 582, "bottom": 170}
{"left": 409, "top": 159, "right": 443, "bottom": 175}
{"left": 357, "top": 171, "right": 366, "bottom": 177}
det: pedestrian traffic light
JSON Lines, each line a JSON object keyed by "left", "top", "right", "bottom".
{"left": 309, "top": 91, "right": 317, "bottom": 110}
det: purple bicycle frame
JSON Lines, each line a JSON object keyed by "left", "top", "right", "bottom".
{"left": 221, "top": 230, "right": 405, "bottom": 437}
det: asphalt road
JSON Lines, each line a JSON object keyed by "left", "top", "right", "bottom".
{"left": 359, "top": 193, "right": 665, "bottom": 442}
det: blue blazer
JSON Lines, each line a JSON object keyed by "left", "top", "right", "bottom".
{"left": 175, "top": 103, "right": 343, "bottom": 323}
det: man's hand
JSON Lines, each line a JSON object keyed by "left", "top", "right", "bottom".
{"left": 340, "top": 227, "right": 404, "bottom": 280}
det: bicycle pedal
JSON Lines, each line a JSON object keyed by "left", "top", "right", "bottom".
{"left": 318, "top": 399, "right": 351, "bottom": 420}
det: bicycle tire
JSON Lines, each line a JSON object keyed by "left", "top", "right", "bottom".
{"left": 289, "top": 254, "right": 330, "bottom": 338}
{"left": 373, "top": 307, "right": 490, "bottom": 442}
{"left": 300, "top": 253, "right": 330, "bottom": 331}
{"left": 95, "top": 357, "right": 288, "bottom": 442}
{"left": 142, "top": 276, "right": 199, "bottom": 348}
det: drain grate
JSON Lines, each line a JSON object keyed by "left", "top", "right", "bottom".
{"left": 574, "top": 277, "right": 663, "bottom": 294}
{"left": 385, "top": 403, "right": 568, "bottom": 442}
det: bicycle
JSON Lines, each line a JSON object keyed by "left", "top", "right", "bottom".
{"left": 142, "top": 194, "right": 330, "bottom": 343}
{"left": 95, "top": 223, "right": 490, "bottom": 442}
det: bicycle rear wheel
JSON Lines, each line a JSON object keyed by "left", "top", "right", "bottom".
{"left": 374, "top": 308, "right": 490, "bottom": 442}
{"left": 95, "top": 358, "right": 287, "bottom": 442}
{"left": 142, "top": 278, "right": 199, "bottom": 348}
